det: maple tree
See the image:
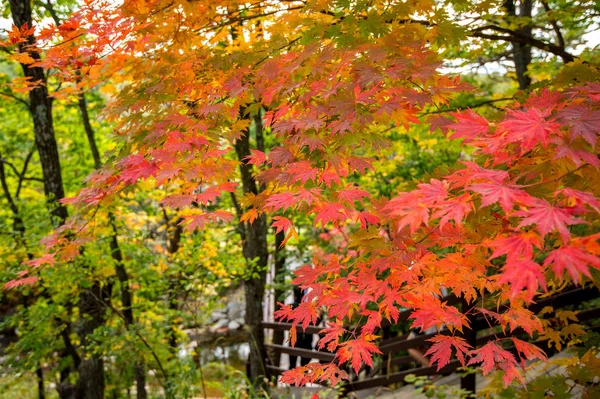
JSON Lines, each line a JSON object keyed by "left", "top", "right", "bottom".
{"left": 1, "top": 0, "right": 600, "bottom": 397}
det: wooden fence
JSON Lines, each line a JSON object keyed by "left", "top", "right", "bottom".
{"left": 262, "top": 286, "right": 600, "bottom": 394}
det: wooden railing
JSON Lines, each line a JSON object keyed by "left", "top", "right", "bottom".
{"left": 262, "top": 286, "right": 600, "bottom": 394}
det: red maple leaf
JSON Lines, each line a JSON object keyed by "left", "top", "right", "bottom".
{"left": 314, "top": 203, "right": 349, "bottom": 226}
{"left": 269, "top": 146, "right": 295, "bottom": 166}
{"left": 410, "top": 300, "right": 465, "bottom": 332}
{"left": 244, "top": 149, "right": 267, "bottom": 165}
{"left": 23, "top": 253, "right": 56, "bottom": 268}
{"left": 543, "top": 245, "right": 600, "bottom": 283}
{"left": 318, "top": 320, "right": 346, "bottom": 352}
{"left": 431, "top": 194, "right": 473, "bottom": 228}
{"left": 336, "top": 337, "right": 381, "bottom": 373}
{"left": 448, "top": 109, "right": 489, "bottom": 142}
{"left": 498, "top": 108, "right": 559, "bottom": 151}
{"left": 287, "top": 161, "right": 319, "bottom": 184}
{"left": 498, "top": 257, "right": 546, "bottom": 301}
{"left": 511, "top": 337, "right": 547, "bottom": 365}
{"left": 557, "top": 188, "right": 600, "bottom": 214}
{"left": 160, "top": 194, "right": 195, "bottom": 208}
{"left": 361, "top": 310, "right": 382, "bottom": 335}
{"left": 558, "top": 105, "right": 600, "bottom": 146}
{"left": 358, "top": 211, "right": 380, "bottom": 228}
{"left": 315, "top": 363, "right": 349, "bottom": 387}
{"left": 337, "top": 186, "right": 370, "bottom": 204}
{"left": 553, "top": 137, "right": 599, "bottom": 168}
{"left": 4, "top": 276, "right": 38, "bottom": 290}
{"left": 487, "top": 230, "right": 542, "bottom": 260}
{"left": 271, "top": 216, "right": 293, "bottom": 235}
{"left": 425, "top": 335, "right": 472, "bottom": 370}
{"left": 469, "top": 183, "right": 534, "bottom": 213}
{"left": 468, "top": 341, "right": 518, "bottom": 376}
{"left": 265, "top": 192, "right": 298, "bottom": 212}
{"left": 515, "top": 200, "right": 585, "bottom": 242}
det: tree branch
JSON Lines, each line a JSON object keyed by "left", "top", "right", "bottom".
{"left": 470, "top": 25, "right": 575, "bottom": 63}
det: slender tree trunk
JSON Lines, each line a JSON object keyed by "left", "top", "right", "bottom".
{"left": 8, "top": 3, "right": 108, "bottom": 396}
{"left": 78, "top": 90, "right": 148, "bottom": 399}
{"left": 8, "top": 0, "right": 67, "bottom": 222}
{"left": 161, "top": 211, "right": 184, "bottom": 397}
{"left": 271, "top": 231, "right": 286, "bottom": 367}
{"left": 36, "top": 366, "right": 46, "bottom": 399}
{"left": 504, "top": 0, "right": 533, "bottom": 89}
{"left": 234, "top": 113, "right": 269, "bottom": 386}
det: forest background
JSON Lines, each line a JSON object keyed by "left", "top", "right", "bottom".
{"left": 0, "top": 0, "right": 599, "bottom": 398}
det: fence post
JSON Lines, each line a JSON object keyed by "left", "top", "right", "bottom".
{"left": 460, "top": 298, "right": 477, "bottom": 394}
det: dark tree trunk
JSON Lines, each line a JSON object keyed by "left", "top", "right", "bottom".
{"left": 8, "top": 0, "right": 67, "bottom": 223}
{"left": 79, "top": 90, "right": 148, "bottom": 399}
{"left": 8, "top": 3, "right": 107, "bottom": 396}
{"left": 74, "top": 282, "right": 111, "bottom": 399}
{"left": 36, "top": 366, "right": 46, "bottom": 399}
{"left": 234, "top": 113, "right": 269, "bottom": 386}
{"left": 504, "top": 0, "right": 533, "bottom": 89}
{"left": 271, "top": 231, "right": 286, "bottom": 367}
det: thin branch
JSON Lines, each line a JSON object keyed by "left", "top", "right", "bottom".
{"left": 0, "top": 91, "right": 30, "bottom": 109}
{"left": 541, "top": 0, "right": 565, "bottom": 50}
{"left": 15, "top": 148, "right": 36, "bottom": 198}
{"left": 470, "top": 25, "right": 575, "bottom": 63}
{"left": 420, "top": 97, "right": 514, "bottom": 116}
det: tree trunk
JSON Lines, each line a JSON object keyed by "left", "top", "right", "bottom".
{"left": 234, "top": 113, "right": 269, "bottom": 386}
{"left": 504, "top": 0, "right": 533, "bottom": 89}
{"left": 8, "top": 0, "right": 67, "bottom": 222}
{"left": 271, "top": 231, "right": 286, "bottom": 367}
{"left": 79, "top": 90, "right": 148, "bottom": 399}
{"left": 8, "top": 3, "right": 107, "bottom": 396}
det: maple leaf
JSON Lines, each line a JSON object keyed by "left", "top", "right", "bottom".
{"left": 318, "top": 320, "right": 346, "bottom": 352}
{"left": 337, "top": 337, "right": 381, "bottom": 373}
{"left": 487, "top": 230, "right": 542, "bottom": 260}
{"left": 515, "top": 200, "right": 586, "bottom": 243}
{"left": 314, "top": 203, "right": 349, "bottom": 226}
{"left": 279, "top": 365, "right": 310, "bottom": 386}
{"left": 410, "top": 301, "right": 465, "bottom": 332}
{"left": 558, "top": 105, "right": 600, "bottom": 146}
{"left": 425, "top": 335, "right": 472, "bottom": 370}
{"left": 269, "top": 146, "right": 295, "bottom": 166}
{"left": 557, "top": 188, "right": 600, "bottom": 214}
{"left": 417, "top": 179, "right": 449, "bottom": 205}
{"left": 337, "top": 186, "right": 370, "bottom": 204}
{"left": 361, "top": 310, "right": 382, "bottom": 335}
{"left": 448, "top": 109, "right": 489, "bottom": 142}
{"left": 315, "top": 363, "right": 349, "bottom": 387}
{"left": 265, "top": 192, "right": 298, "bottom": 212}
{"left": 450, "top": 161, "right": 510, "bottom": 186}
{"left": 244, "top": 149, "right": 267, "bottom": 165}
{"left": 271, "top": 216, "right": 293, "bottom": 235}
{"left": 23, "top": 253, "right": 56, "bottom": 268}
{"left": 119, "top": 154, "right": 157, "bottom": 184}
{"left": 357, "top": 211, "right": 380, "bottom": 229}
{"left": 543, "top": 245, "right": 600, "bottom": 284}
{"left": 553, "top": 137, "right": 599, "bottom": 168}
{"left": 348, "top": 157, "right": 374, "bottom": 173}
{"left": 431, "top": 194, "right": 473, "bottom": 228}
{"left": 498, "top": 257, "right": 546, "bottom": 301}
{"left": 4, "top": 276, "right": 38, "bottom": 290}
{"left": 287, "top": 161, "right": 319, "bottom": 184}
{"left": 511, "top": 338, "right": 547, "bottom": 365}
{"left": 469, "top": 183, "right": 534, "bottom": 213}
{"left": 467, "top": 341, "right": 517, "bottom": 376}
{"left": 293, "top": 300, "right": 320, "bottom": 331}
{"left": 498, "top": 108, "right": 559, "bottom": 150}
{"left": 240, "top": 209, "right": 259, "bottom": 224}
{"left": 160, "top": 194, "right": 195, "bottom": 208}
